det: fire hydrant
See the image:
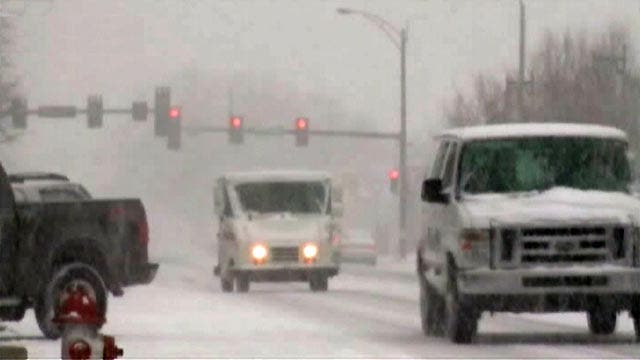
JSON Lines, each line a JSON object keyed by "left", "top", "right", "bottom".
{"left": 53, "top": 289, "right": 123, "bottom": 360}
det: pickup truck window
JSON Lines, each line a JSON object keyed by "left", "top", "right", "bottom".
{"left": 39, "top": 188, "right": 89, "bottom": 202}
{"left": 458, "top": 137, "right": 630, "bottom": 194}
{"left": 235, "top": 181, "right": 327, "bottom": 214}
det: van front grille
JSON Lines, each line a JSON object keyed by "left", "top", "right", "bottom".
{"left": 270, "top": 247, "right": 299, "bottom": 262}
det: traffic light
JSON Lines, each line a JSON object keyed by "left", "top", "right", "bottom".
{"left": 167, "top": 106, "right": 181, "bottom": 150}
{"left": 295, "top": 117, "right": 309, "bottom": 146}
{"left": 87, "top": 95, "right": 103, "bottom": 128}
{"left": 132, "top": 101, "right": 148, "bottom": 121}
{"left": 154, "top": 86, "right": 171, "bottom": 137}
{"left": 11, "top": 97, "right": 27, "bottom": 129}
{"left": 388, "top": 169, "right": 399, "bottom": 194}
{"left": 229, "top": 116, "right": 243, "bottom": 144}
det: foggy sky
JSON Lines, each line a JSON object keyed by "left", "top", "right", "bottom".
{"left": 12, "top": 0, "right": 640, "bottom": 147}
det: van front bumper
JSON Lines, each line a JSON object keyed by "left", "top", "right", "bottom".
{"left": 231, "top": 265, "right": 339, "bottom": 282}
{"left": 457, "top": 266, "right": 640, "bottom": 295}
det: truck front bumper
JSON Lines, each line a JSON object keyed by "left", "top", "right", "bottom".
{"left": 458, "top": 266, "right": 640, "bottom": 295}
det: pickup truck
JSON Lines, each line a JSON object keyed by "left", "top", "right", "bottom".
{"left": 0, "top": 165, "right": 158, "bottom": 339}
{"left": 417, "top": 123, "right": 640, "bottom": 343}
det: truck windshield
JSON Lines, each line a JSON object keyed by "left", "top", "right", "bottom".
{"left": 458, "top": 137, "right": 630, "bottom": 194}
{"left": 234, "top": 181, "right": 327, "bottom": 214}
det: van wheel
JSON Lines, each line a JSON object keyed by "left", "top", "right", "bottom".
{"left": 420, "top": 279, "right": 444, "bottom": 336}
{"left": 35, "top": 263, "right": 107, "bottom": 340}
{"left": 221, "top": 278, "right": 234, "bottom": 293}
{"left": 443, "top": 265, "right": 477, "bottom": 343}
{"left": 632, "top": 307, "right": 640, "bottom": 342}
{"left": 309, "top": 275, "right": 328, "bottom": 292}
{"left": 236, "top": 274, "right": 250, "bottom": 293}
{"left": 587, "top": 308, "right": 617, "bottom": 335}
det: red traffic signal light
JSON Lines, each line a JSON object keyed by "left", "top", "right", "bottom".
{"left": 231, "top": 116, "right": 242, "bottom": 129}
{"left": 229, "top": 116, "right": 244, "bottom": 144}
{"left": 167, "top": 106, "right": 182, "bottom": 150}
{"left": 388, "top": 169, "right": 399, "bottom": 194}
{"left": 296, "top": 117, "right": 308, "bottom": 130}
{"left": 295, "top": 117, "right": 309, "bottom": 146}
{"left": 169, "top": 107, "right": 181, "bottom": 119}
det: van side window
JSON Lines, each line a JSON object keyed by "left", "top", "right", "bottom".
{"left": 431, "top": 141, "right": 450, "bottom": 178}
{"left": 442, "top": 142, "right": 458, "bottom": 189}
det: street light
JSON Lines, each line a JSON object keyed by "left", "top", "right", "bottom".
{"left": 337, "top": 7, "right": 409, "bottom": 259}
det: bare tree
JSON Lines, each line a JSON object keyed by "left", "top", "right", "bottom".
{"left": 0, "top": 16, "right": 19, "bottom": 142}
{"left": 444, "top": 25, "right": 640, "bottom": 152}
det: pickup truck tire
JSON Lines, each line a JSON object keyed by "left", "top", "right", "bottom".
{"left": 35, "top": 263, "right": 107, "bottom": 340}
{"left": 420, "top": 279, "right": 444, "bottom": 336}
{"left": 444, "top": 264, "right": 478, "bottom": 344}
{"left": 587, "top": 308, "right": 617, "bottom": 335}
{"left": 309, "top": 275, "right": 328, "bottom": 292}
{"left": 236, "top": 274, "right": 250, "bottom": 293}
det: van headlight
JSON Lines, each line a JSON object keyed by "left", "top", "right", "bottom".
{"left": 302, "top": 243, "right": 319, "bottom": 262}
{"left": 251, "top": 244, "right": 268, "bottom": 264}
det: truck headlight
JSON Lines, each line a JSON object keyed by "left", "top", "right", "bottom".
{"left": 303, "top": 243, "right": 319, "bottom": 261}
{"left": 251, "top": 244, "right": 268, "bottom": 263}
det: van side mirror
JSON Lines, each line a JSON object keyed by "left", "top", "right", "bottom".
{"left": 213, "top": 185, "right": 224, "bottom": 216}
{"left": 421, "top": 178, "right": 449, "bottom": 204}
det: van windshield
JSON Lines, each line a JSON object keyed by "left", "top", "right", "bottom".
{"left": 234, "top": 181, "right": 327, "bottom": 214}
{"left": 458, "top": 137, "right": 630, "bottom": 194}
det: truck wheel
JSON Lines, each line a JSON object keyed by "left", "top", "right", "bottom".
{"left": 587, "top": 308, "right": 617, "bottom": 335}
{"left": 309, "top": 275, "right": 328, "bottom": 292}
{"left": 35, "top": 263, "right": 107, "bottom": 340}
{"left": 420, "top": 279, "right": 444, "bottom": 336}
{"left": 221, "top": 278, "right": 234, "bottom": 293}
{"left": 236, "top": 274, "right": 250, "bottom": 293}
{"left": 444, "top": 265, "right": 478, "bottom": 343}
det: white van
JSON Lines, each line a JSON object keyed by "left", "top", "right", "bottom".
{"left": 417, "top": 123, "right": 640, "bottom": 343}
{"left": 213, "top": 171, "right": 341, "bottom": 292}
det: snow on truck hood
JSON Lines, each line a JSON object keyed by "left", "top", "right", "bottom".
{"left": 236, "top": 214, "right": 330, "bottom": 243}
{"left": 461, "top": 187, "right": 640, "bottom": 228}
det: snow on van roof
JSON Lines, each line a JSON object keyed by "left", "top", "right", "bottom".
{"left": 221, "top": 170, "right": 332, "bottom": 183}
{"left": 439, "top": 123, "right": 627, "bottom": 141}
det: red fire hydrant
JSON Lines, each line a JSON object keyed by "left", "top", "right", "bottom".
{"left": 53, "top": 289, "right": 123, "bottom": 360}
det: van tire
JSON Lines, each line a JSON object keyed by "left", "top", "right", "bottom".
{"left": 444, "top": 263, "right": 477, "bottom": 344}
{"left": 236, "top": 275, "right": 250, "bottom": 293}
{"left": 587, "top": 308, "right": 617, "bottom": 335}
{"left": 221, "top": 278, "right": 233, "bottom": 293}
{"left": 420, "top": 279, "right": 444, "bottom": 336}
{"left": 309, "top": 276, "right": 328, "bottom": 292}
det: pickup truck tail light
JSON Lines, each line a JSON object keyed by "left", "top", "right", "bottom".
{"left": 138, "top": 219, "right": 149, "bottom": 246}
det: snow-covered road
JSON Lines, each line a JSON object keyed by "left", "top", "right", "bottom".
{"left": 3, "top": 260, "right": 639, "bottom": 359}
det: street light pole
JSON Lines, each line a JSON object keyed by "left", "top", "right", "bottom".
{"left": 337, "top": 8, "right": 409, "bottom": 259}
{"left": 398, "top": 28, "right": 408, "bottom": 259}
